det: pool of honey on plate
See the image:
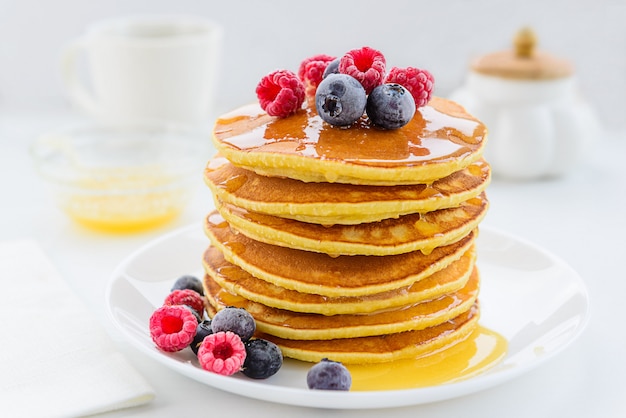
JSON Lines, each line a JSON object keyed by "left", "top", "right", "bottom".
{"left": 347, "top": 326, "right": 507, "bottom": 391}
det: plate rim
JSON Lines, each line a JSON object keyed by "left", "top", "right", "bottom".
{"left": 104, "top": 223, "right": 590, "bottom": 409}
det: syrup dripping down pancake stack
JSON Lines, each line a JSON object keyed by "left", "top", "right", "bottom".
{"left": 201, "top": 92, "right": 490, "bottom": 364}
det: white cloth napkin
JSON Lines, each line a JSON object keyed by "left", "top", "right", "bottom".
{"left": 0, "top": 240, "right": 154, "bottom": 418}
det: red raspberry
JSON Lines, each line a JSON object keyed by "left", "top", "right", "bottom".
{"left": 338, "top": 47, "right": 386, "bottom": 94}
{"left": 164, "top": 289, "right": 205, "bottom": 317}
{"left": 256, "top": 70, "right": 305, "bottom": 118}
{"left": 197, "top": 331, "right": 246, "bottom": 376}
{"left": 149, "top": 305, "right": 198, "bottom": 352}
{"left": 297, "top": 54, "right": 336, "bottom": 94}
{"left": 385, "top": 67, "right": 435, "bottom": 107}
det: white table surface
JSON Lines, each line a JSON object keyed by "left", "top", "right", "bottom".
{"left": 1, "top": 108, "right": 625, "bottom": 418}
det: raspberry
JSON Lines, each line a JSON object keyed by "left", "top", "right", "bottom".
{"left": 297, "top": 54, "right": 336, "bottom": 94}
{"left": 385, "top": 67, "right": 435, "bottom": 107}
{"left": 149, "top": 305, "right": 198, "bottom": 352}
{"left": 164, "top": 289, "right": 205, "bottom": 318}
{"left": 338, "top": 47, "right": 386, "bottom": 94}
{"left": 256, "top": 70, "right": 305, "bottom": 118}
{"left": 197, "top": 331, "right": 246, "bottom": 376}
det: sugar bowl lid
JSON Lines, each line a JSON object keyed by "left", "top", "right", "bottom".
{"left": 471, "top": 27, "right": 573, "bottom": 80}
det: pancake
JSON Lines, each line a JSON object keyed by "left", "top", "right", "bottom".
{"left": 204, "top": 267, "right": 479, "bottom": 340}
{"left": 214, "top": 192, "right": 488, "bottom": 256}
{"left": 212, "top": 97, "right": 487, "bottom": 185}
{"left": 202, "top": 245, "right": 476, "bottom": 315}
{"left": 204, "top": 212, "right": 477, "bottom": 297}
{"left": 256, "top": 304, "right": 479, "bottom": 364}
{"left": 204, "top": 157, "right": 491, "bottom": 225}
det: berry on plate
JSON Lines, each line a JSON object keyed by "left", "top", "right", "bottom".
{"left": 211, "top": 307, "right": 256, "bottom": 342}
{"left": 385, "top": 66, "right": 434, "bottom": 108}
{"left": 338, "top": 46, "right": 386, "bottom": 94}
{"left": 242, "top": 339, "right": 283, "bottom": 379}
{"left": 190, "top": 319, "right": 213, "bottom": 355}
{"left": 306, "top": 358, "right": 352, "bottom": 391}
{"left": 181, "top": 304, "right": 203, "bottom": 323}
{"left": 171, "top": 274, "right": 204, "bottom": 296}
{"left": 149, "top": 305, "right": 198, "bottom": 352}
{"left": 164, "top": 288, "right": 205, "bottom": 318}
{"left": 256, "top": 70, "right": 305, "bottom": 118}
{"left": 197, "top": 331, "right": 246, "bottom": 376}
{"left": 315, "top": 73, "right": 367, "bottom": 127}
{"left": 366, "top": 83, "right": 416, "bottom": 129}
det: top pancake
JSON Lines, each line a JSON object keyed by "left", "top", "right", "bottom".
{"left": 212, "top": 97, "right": 487, "bottom": 185}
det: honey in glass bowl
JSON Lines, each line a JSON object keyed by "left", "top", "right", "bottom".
{"left": 31, "top": 123, "right": 211, "bottom": 233}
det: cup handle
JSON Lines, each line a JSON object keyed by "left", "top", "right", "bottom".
{"left": 61, "top": 39, "right": 100, "bottom": 117}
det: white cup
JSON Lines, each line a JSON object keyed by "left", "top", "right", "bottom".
{"left": 62, "top": 15, "right": 222, "bottom": 127}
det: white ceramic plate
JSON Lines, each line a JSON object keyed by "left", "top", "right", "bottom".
{"left": 105, "top": 224, "right": 589, "bottom": 409}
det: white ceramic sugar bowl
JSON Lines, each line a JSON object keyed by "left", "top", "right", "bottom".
{"left": 450, "top": 28, "right": 598, "bottom": 180}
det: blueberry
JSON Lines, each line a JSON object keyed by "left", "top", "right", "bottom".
{"left": 171, "top": 275, "right": 204, "bottom": 296}
{"left": 182, "top": 305, "right": 202, "bottom": 323}
{"left": 211, "top": 307, "right": 256, "bottom": 342}
{"left": 306, "top": 358, "right": 352, "bottom": 391}
{"left": 242, "top": 339, "right": 283, "bottom": 379}
{"left": 322, "top": 58, "right": 340, "bottom": 79}
{"left": 191, "top": 320, "right": 213, "bottom": 355}
{"left": 315, "top": 74, "right": 366, "bottom": 127}
{"left": 366, "top": 83, "right": 416, "bottom": 129}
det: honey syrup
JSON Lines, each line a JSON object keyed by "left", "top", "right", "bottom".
{"left": 348, "top": 326, "right": 507, "bottom": 391}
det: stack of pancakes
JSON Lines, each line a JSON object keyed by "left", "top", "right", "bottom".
{"left": 202, "top": 97, "right": 489, "bottom": 364}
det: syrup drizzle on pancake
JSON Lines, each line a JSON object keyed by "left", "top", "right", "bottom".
{"left": 215, "top": 98, "right": 485, "bottom": 166}
{"left": 212, "top": 97, "right": 488, "bottom": 185}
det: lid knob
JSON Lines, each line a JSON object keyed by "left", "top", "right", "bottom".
{"left": 514, "top": 27, "right": 537, "bottom": 58}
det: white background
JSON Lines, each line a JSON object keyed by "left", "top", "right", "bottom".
{"left": 1, "top": 0, "right": 624, "bottom": 130}
{"left": 1, "top": 1, "right": 626, "bottom": 417}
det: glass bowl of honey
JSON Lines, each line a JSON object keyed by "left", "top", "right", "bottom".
{"left": 31, "top": 123, "right": 211, "bottom": 233}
